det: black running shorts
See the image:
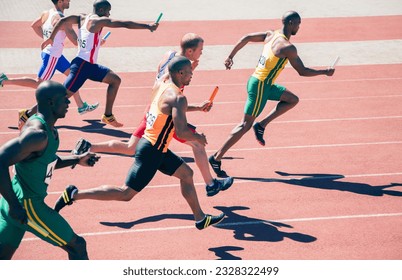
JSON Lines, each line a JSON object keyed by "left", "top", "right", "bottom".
{"left": 125, "top": 138, "right": 184, "bottom": 192}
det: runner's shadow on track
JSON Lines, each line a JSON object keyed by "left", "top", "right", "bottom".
{"left": 222, "top": 156, "right": 244, "bottom": 160}
{"left": 208, "top": 246, "right": 244, "bottom": 260}
{"left": 235, "top": 172, "right": 402, "bottom": 197}
{"left": 56, "top": 119, "right": 132, "bottom": 138}
{"left": 213, "top": 206, "right": 316, "bottom": 243}
{"left": 99, "top": 213, "right": 194, "bottom": 229}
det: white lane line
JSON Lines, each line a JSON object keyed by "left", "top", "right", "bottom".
{"left": 271, "top": 115, "right": 402, "bottom": 124}
{"left": 1, "top": 116, "right": 402, "bottom": 135}
{"left": 2, "top": 95, "right": 402, "bottom": 112}
{"left": 22, "top": 212, "right": 402, "bottom": 242}
{"left": 1, "top": 76, "right": 402, "bottom": 93}
{"left": 2, "top": 94, "right": 402, "bottom": 112}
{"left": 192, "top": 116, "right": 402, "bottom": 126}
{"left": 224, "top": 141, "right": 402, "bottom": 151}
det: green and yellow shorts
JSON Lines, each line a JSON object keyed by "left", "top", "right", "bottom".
{"left": 244, "top": 76, "right": 286, "bottom": 117}
{"left": 0, "top": 196, "right": 74, "bottom": 249}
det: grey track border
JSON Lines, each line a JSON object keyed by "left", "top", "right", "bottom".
{"left": 1, "top": 0, "right": 402, "bottom": 21}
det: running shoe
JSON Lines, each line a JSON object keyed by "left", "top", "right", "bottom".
{"left": 0, "top": 73, "right": 8, "bottom": 87}
{"left": 18, "top": 109, "right": 29, "bottom": 130}
{"left": 101, "top": 114, "right": 123, "bottom": 127}
{"left": 54, "top": 185, "right": 78, "bottom": 212}
{"left": 195, "top": 212, "right": 225, "bottom": 230}
{"left": 72, "top": 138, "right": 92, "bottom": 155}
{"left": 218, "top": 176, "right": 234, "bottom": 191}
{"left": 252, "top": 122, "right": 266, "bottom": 146}
{"left": 78, "top": 102, "right": 99, "bottom": 115}
{"left": 206, "top": 179, "right": 221, "bottom": 197}
{"left": 208, "top": 155, "right": 228, "bottom": 178}
{"left": 206, "top": 176, "right": 234, "bottom": 197}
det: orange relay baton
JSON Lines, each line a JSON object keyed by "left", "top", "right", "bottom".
{"left": 208, "top": 86, "right": 219, "bottom": 103}
{"left": 203, "top": 86, "right": 219, "bottom": 112}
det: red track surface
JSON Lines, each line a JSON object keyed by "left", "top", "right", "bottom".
{"left": 0, "top": 17, "right": 401, "bottom": 260}
{"left": 2, "top": 16, "right": 402, "bottom": 48}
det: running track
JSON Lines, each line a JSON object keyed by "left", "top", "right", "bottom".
{"left": 0, "top": 1, "right": 401, "bottom": 261}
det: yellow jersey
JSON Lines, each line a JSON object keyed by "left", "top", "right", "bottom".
{"left": 252, "top": 31, "right": 289, "bottom": 84}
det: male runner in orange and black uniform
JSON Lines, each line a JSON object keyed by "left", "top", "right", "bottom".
{"left": 72, "top": 33, "right": 234, "bottom": 196}
{"left": 54, "top": 56, "right": 225, "bottom": 230}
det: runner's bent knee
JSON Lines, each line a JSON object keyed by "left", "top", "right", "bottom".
{"left": 120, "top": 185, "right": 136, "bottom": 201}
{"left": 104, "top": 71, "right": 121, "bottom": 86}
{"left": 281, "top": 91, "right": 299, "bottom": 104}
{"left": 64, "top": 235, "right": 88, "bottom": 260}
{"left": 174, "top": 163, "right": 194, "bottom": 180}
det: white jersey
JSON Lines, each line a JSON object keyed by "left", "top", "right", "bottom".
{"left": 77, "top": 14, "right": 102, "bottom": 64}
{"left": 42, "top": 8, "right": 66, "bottom": 57}
{"left": 156, "top": 50, "right": 177, "bottom": 80}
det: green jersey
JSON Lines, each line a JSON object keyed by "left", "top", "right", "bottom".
{"left": 12, "top": 115, "right": 59, "bottom": 200}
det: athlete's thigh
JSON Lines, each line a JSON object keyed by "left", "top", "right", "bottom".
{"left": 88, "top": 63, "right": 110, "bottom": 83}
{"left": 158, "top": 149, "right": 185, "bottom": 177}
{"left": 23, "top": 198, "right": 75, "bottom": 247}
{"left": 268, "top": 84, "right": 287, "bottom": 101}
{"left": 170, "top": 160, "right": 193, "bottom": 181}
{"left": 245, "top": 77, "right": 286, "bottom": 117}
{"left": 64, "top": 57, "right": 88, "bottom": 93}
{"left": 38, "top": 52, "right": 59, "bottom": 81}
{"left": 279, "top": 88, "right": 298, "bottom": 103}
{"left": 244, "top": 76, "right": 270, "bottom": 117}
{"left": 0, "top": 199, "right": 25, "bottom": 249}
{"left": 125, "top": 138, "right": 161, "bottom": 192}
{"left": 55, "top": 55, "right": 70, "bottom": 75}
{"left": 127, "top": 134, "right": 140, "bottom": 149}
{"left": 132, "top": 116, "right": 147, "bottom": 138}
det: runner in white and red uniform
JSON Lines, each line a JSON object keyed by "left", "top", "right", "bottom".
{"left": 0, "top": 0, "right": 98, "bottom": 130}
{"left": 63, "top": 13, "right": 109, "bottom": 97}
{"left": 42, "top": 0, "right": 159, "bottom": 127}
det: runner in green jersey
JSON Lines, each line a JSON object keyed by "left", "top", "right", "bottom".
{"left": 0, "top": 81, "right": 99, "bottom": 260}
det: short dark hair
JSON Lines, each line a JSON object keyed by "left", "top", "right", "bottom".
{"left": 168, "top": 56, "right": 191, "bottom": 74}
{"left": 93, "top": 0, "right": 111, "bottom": 11}
{"left": 51, "top": 0, "right": 58, "bottom": 5}
{"left": 282, "top": 11, "right": 301, "bottom": 24}
{"left": 180, "top": 33, "right": 204, "bottom": 52}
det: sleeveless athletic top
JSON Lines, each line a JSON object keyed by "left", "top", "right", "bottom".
{"left": 143, "top": 82, "right": 181, "bottom": 152}
{"left": 155, "top": 50, "right": 185, "bottom": 92}
{"left": 252, "top": 31, "right": 289, "bottom": 85}
{"left": 156, "top": 51, "right": 177, "bottom": 80}
{"left": 77, "top": 14, "right": 102, "bottom": 64}
{"left": 42, "top": 8, "right": 66, "bottom": 57}
{"left": 12, "top": 115, "right": 59, "bottom": 199}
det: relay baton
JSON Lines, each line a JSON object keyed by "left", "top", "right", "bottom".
{"left": 208, "top": 86, "right": 219, "bottom": 103}
{"left": 28, "top": 218, "right": 49, "bottom": 237}
{"left": 330, "top": 56, "right": 340, "bottom": 69}
{"left": 102, "top": 31, "right": 111, "bottom": 40}
{"left": 156, "top": 12, "right": 163, "bottom": 23}
{"left": 151, "top": 13, "right": 163, "bottom": 32}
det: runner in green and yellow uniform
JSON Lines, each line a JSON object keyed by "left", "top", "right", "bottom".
{"left": 209, "top": 11, "right": 335, "bottom": 177}
{"left": 0, "top": 81, "right": 99, "bottom": 260}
